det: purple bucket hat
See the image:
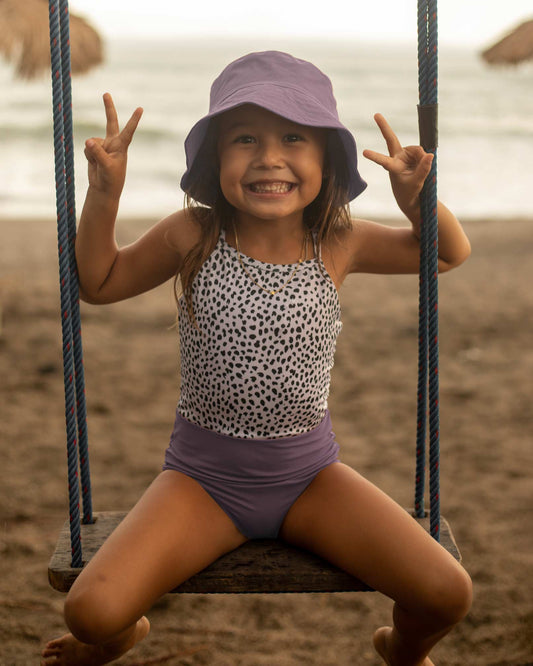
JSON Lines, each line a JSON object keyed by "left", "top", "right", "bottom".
{"left": 180, "top": 50, "right": 367, "bottom": 206}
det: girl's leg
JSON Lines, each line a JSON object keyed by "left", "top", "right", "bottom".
{"left": 280, "top": 463, "right": 472, "bottom": 666}
{"left": 41, "top": 470, "right": 247, "bottom": 666}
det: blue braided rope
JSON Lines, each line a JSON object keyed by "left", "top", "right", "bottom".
{"left": 416, "top": 0, "right": 440, "bottom": 541}
{"left": 414, "top": 188, "right": 428, "bottom": 518}
{"left": 49, "top": 0, "right": 93, "bottom": 567}
{"left": 415, "top": 0, "right": 429, "bottom": 519}
{"left": 426, "top": 0, "right": 440, "bottom": 543}
{"left": 58, "top": 0, "right": 93, "bottom": 526}
{"left": 49, "top": 0, "right": 82, "bottom": 567}
{"left": 427, "top": 158, "right": 440, "bottom": 542}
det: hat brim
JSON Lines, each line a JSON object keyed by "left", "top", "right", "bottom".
{"left": 181, "top": 82, "right": 366, "bottom": 206}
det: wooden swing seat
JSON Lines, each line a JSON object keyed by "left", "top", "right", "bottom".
{"left": 48, "top": 510, "right": 460, "bottom": 594}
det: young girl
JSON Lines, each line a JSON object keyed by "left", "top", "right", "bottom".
{"left": 41, "top": 51, "right": 472, "bottom": 666}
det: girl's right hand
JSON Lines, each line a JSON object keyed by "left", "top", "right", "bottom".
{"left": 84, "top": 93, "right": 143, "bottom": 201}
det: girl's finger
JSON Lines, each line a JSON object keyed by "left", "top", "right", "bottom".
{"left": 120, "top": 107, "right": 144, "bottom": 146}
{"left": 414, "top": 152, "right": 434, "bottom": 181}
{"left": 85, "top": 138, "right": 110, "bottom": 166}
{"left": 374, "top": 113, "right": 402, "bottom": 157}
{"left": 362, "top": 148, "right": 393, "bottom": 170}
{"left": 103, "top": 93, "right": 120, "bottom": 138}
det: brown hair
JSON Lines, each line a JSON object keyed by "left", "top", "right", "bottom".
{"left": 175, "top": 129, "right": 352, "bottom": 324}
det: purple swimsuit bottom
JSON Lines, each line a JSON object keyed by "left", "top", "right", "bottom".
{"left": 163, "top": 410, "right": 340, "bottom": 539}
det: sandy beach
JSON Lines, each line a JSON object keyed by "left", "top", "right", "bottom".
{"left": 0, "top": 215, "right": 532, "bottom": 665}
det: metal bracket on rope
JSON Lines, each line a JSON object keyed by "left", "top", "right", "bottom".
{"left": 417, "top": 103, "right": 438, "bottom": 152}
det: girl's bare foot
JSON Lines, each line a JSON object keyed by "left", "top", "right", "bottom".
{"left": 373, "top": 627, "right": 435, "bottom": 666}
{"left": 40, "top": 616, "right": 150, "bottom": 666}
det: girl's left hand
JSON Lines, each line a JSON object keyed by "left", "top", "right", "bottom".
{"left": 363, "top": 113, "right": 433, "bottom": 216}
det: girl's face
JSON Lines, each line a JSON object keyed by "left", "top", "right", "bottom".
{"left": 217, "top": 105, "right": 327, "bottom": 227}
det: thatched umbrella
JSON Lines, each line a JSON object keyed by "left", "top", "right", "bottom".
{"left": 482, "top": 19, "right": 533, "bottom": 65}
{"left": 0, "top": 0, "right": 103, "bottom": 79}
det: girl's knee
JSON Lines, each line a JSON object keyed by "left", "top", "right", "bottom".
{"left": 444, "top": 565, "right": 473, "bottom": 623}
{"left": 395, "top": 561, "right": 472, "bottom": 632}
{"left": 426, "top": 564, "right": 473, "bottom": 627}
{"left": 64, "top": 585, "right": 132, "bottom": 644}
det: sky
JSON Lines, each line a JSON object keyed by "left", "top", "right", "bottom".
{"left": 70, "top": 0, "right": 532, "bottom": 47}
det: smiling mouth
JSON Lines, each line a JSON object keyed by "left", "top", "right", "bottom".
{"left": 246, "top": 181, "right": 295, "bottom": 194}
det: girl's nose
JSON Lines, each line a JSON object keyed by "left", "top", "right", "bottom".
{"left": 253, "top": 139, "right": 284, "bottom": 168}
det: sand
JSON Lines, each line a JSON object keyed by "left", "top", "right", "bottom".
{"left": 0, "top": 215, "right": 532, "bottom": 665}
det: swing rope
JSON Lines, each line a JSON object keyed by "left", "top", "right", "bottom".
{"left": 49, "top": 0, "right": 93, "bottom": 569}
{"left": 415, "top": 0, "right": 440, "bottom": 540}
{"left": 48, "top": 0, "right": 442, "bottom": 569}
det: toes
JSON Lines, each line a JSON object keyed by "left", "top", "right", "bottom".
{"left": 41, "top": 640, "right": 62, "bottom": 661}
{"left": 373, "top": 627, "right": 393, "bottom": 665}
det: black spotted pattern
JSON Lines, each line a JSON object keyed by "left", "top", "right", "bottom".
{"left": 177, "top": 230, "right": 342, "bottom": 438}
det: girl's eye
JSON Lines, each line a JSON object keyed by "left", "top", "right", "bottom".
{"left": 285, "top": 134, "right": 304, "bottom": 143}
{"left": 234, "top": 134, "right": 255, "bottom": 144}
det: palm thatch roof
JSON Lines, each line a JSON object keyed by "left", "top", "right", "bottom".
{"left": 0, "top": 0, "right": 103, "bottom": 79}
{"left": 482, "top": 19, "right": 533, "bottom": 66}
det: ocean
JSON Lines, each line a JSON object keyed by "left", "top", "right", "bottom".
{"left": 1, "top": 37, "right": 532, "bottom": 221}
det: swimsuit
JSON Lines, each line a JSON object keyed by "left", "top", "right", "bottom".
{"left": 163, "top": 410, "right": 339, "bottom": 539}
{"left": 163, "top": 229, "right": 343, "bottom": 538}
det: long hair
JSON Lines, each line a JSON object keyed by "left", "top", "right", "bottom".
{"left": 175, "top": 129, "right": 352, "bottom": 325}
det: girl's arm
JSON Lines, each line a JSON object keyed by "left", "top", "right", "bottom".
{"left": 341, "top": 114, "right": 471, "bottom": 276}
{"left": 75, "top": 94, "right": 192, "bottom": 304}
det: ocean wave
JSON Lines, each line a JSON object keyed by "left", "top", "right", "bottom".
{"left": 0, "top": 121, "right": 181, "bottom": 143}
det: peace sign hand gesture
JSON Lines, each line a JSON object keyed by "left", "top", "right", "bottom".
{"left": 84, "top": 93, "right": 143, "bottom": 201}
{"left": 363, "top": 114, "right": 433, "bottom": 219}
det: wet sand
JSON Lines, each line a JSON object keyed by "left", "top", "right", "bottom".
{"left": 0, "top": 216, "right": 532, "bottom": 665}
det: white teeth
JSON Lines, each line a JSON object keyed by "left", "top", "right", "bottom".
{"left": 249, "top": 182, "right": 293, "bottom": 194}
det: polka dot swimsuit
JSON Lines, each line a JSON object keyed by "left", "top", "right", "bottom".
{"left": 177, "top": 229, "right": 342, "bottom": 439}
